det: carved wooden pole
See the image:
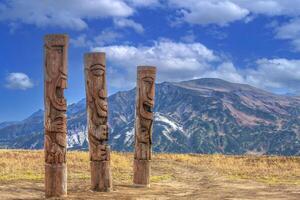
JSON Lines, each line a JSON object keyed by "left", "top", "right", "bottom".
{"left": 44, "top": 34, "right": 68, "bottom": 198}
{"left": 133, "top": 66, "right": 156, "bottom": 187}
{"left": 84, "top": 52, "right": 112, "bottom": 192}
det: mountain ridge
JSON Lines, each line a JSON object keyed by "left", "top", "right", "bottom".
{"left": 1, "top": 78, "right": 299, "bottom": 155}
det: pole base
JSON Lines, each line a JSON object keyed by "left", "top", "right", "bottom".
{"left": 90, "top": 161, "right": 112, "bottom": 192}
{"left": 45, "top": 163, "right": 67, "bottom": 198}
{"left": 133, "top": 159, "right": 150, "bottom": 187}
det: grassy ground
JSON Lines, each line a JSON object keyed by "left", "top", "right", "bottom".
{"left": 0, "top": 150, "right": 299, "bottom": 185}
{"left": 0, "top": 150, "right": 299, "bottom": 199}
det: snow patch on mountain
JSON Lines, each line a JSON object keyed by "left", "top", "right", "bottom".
{"left": 114, "top": 134, "right": 121, "bottom": 139}
{"left": 155, "top": 112, "right": 185, "bottom": 140}
{"left": 124, "top": 128, "right": 134, "bottom": 146}
{"left": 68, "top": 128, "right": 87, "bottom": 148}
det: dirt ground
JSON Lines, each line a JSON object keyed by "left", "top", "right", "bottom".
{"left": 0, "top": 159, "right": 299, "bottom": 200}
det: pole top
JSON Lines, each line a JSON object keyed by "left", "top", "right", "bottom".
{"left": 84, "top": 52, "right": 106, "bottom": 58}
{"left": 44, "top": 34, "right": 69, "bottom": 45}
{"left": 137, "top": 66, "right": 156, "bottom": 72}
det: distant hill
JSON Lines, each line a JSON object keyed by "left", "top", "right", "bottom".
{"left": 1, "top": 78, "right": 300, "bottom": 155}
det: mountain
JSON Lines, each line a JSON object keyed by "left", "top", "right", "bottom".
{"left": 0, "top": 121, "right": 18, "bottom": 129}
{"left": 1, "top": 78, "right": 300, "bottom": 155}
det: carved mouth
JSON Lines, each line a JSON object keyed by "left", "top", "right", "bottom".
{"left": 96, "top": 99, "right": 108, "bottom": 112}
{"left": 143, "top": 101, "right": 153, "bottom": 113}
{"left": 56, "top": 87, "right": 63, "bottom": 98}
{"left": 52, "top": 114, "right": 66, "bottom": 133}
{"left": 55, "top": 87, "right": 66, "bottom": 107}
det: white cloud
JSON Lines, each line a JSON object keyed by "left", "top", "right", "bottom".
{"left": 70, "top": 34, "right": 90, "bottom": 48}
{"left": 180, "top": 30, "right": 196, "bottom": 43}
{"left": 93, "top": 40, "right": 219, "bottom": 89}
{"left": 114, "top": 18, "right": 144, "bottom": 33}
{"left": 5, "top": 72, "right": 34, "bottom": 90}
{"left": 92, "top": 39, "right": 300, "bottom": 94}
{"left": 169, "top": 0, "right": 300, "bottom": 26}
{"left": 203, "top": 58, "right": 300, "bottom": 94}
{"left": 94, "top": 30, "right": 123, "bottom": 46}
{"left": 202, "top": 62, "right": 244, "bottom": 83}
{"left": 233, "top": 0, "right": 300, "bottom": 17}
{"left": 274, "top": 18, "right": 300, "bottom": 51}
{"left": 169, "top": 0, "right": 249, "bottom": 26}
{"left": 0, "top": 0, "right": 133, "bottom": 30}
{"left": 245, "top": 58, "right": 300, "bottom": 92}
{"left": 168, "top": 0, "right": 300, "bottom": 51}
{"left": 2, "top": 0, "right": 300, "bottom": 30}
{"left": 232, "top": 0, "right": 283, "bottom": 16}
{"left": 126, "top": 0, "right": 160, "bottom": 7}
{"left": 70, "top": 30, "right": 122, "bottom": 48}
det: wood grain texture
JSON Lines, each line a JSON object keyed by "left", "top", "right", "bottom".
{"left": 133, "top": 160, "right": 151, "bottom": 187}
{"left": 90, "top": 161, "right": 112, "bottom": 192}
{"left": 84, "top": 52, "right": 112, "bottom": 192}
{"left": 133, "top": 66, "right": 156, "bottom": 187}
{"left": 44, "top": 34, "right": 68, "bottom": 198}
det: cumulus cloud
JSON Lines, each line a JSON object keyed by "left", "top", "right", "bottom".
{"left": 202, "top": 62, "right": 244, "bottom": 83}
{"left": 0, "top": 0, "right": 133, "bottom": 30}
{"left": 169, "top": 0, "right": 249, "bottom": 26}
{"left": 274, "top": 18, "right": 300, "bottom": 51}
{"left": 245, "top": 58, "right": 300, "bottom": 92}
{"left": 70, "top": 34, "right": 90, "bottom": 48}
{"left": 5, "top": 72, "right": 34, "bottom": 90}
{"left": 92, "top": 40, "right": 219, "bottom": 89}
{"left": 168, "top": 0, "right": 300, "bottom": 51}
{"left": 70, "top": 30, "right": 122, "bottom": 48}
{"left": 180, "top": 30, "right": 196, "bottom": 43}
{"left": 92, "top": 39, "right": 300, "bottom": 94}
{"left": 202, "top": 58, "right": 300, "bottom": 94}
{"left": 2, "top": 0, "right": 300, "bottom": 30}
{"left": 93, "top": 30, "right": 123, "bottom": 46}
{"left": 126, "top": 0, "right": 161, "bottom": 7}
{"left": 233, "top": 0, "right": 300, "bottom": 17}
{"left": 168, "top": 0, "right": 300, "bottom": 26}
{"left": 114, "top": 18, "right": 144, "bottom": 33}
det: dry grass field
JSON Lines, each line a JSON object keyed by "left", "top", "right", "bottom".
{"left": 0, "top": 150, "right": 299, "bottom": 199}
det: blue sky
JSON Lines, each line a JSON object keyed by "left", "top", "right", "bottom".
{"left": 0, "top": 0, "right": 300, "bottom": 122}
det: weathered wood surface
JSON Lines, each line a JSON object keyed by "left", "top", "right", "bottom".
{"left": 84, "top": 52, "right": 112, "bottom": 192}
{"left": 133, "top": 159, "right": 151, "bottom": 187}
{"left": 133, "top": 66, "right": 156, "bottom": 187}
{"left": 44, "top": 34, "right": 68, "bottom": 198}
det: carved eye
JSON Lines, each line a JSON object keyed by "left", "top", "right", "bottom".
{"left": 90, "top": 64, "right": 105, "bottom": 76}
{"left": 141, "top": 127, "right": 148, "bottom": 133}
{"left": 143, "top": 77, "right": 153, "bottom": 85}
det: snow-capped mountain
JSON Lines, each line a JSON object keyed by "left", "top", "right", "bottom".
{"left": 1, "top": 78, "right": 300, "bottom": 155}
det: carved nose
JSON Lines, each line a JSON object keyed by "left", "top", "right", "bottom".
{"left": 60, "top": 78, "right": 67, "bottom": 89}
{"left": 148, "top": 86, "right": 154, "bottom": 101}
{"left": 99, "top": 89, "right": 106, "bottom": 97}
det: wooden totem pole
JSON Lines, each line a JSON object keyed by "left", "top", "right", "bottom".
{"left": 133, "top": 66, "right": 156, "bottom": 187}
{"left": 84, "top": 52, "right": 112, "bottom": 192}
{"left": 44, "top": 34, "right": 68, "bottom": 198}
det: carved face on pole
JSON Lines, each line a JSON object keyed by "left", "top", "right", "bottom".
{"left": 137, "top": 70, "right": 155, "bottom": 144}
{"left": 139, "top": 76, "right": 155, "bottom": 120}
{"left": 44, "top": 35, "right": 68, "bottom": 165}
{"left": 135, "top": 67, "right": 156, "bottom": 160}
{"left": 45, "top": 46, "right": 67, "bottom": 112}
{"left": 87, "top": 63, "right": 108, "bottom": 126}
{"left": 85, "top": 53, "right": 110, "bottom": 162}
